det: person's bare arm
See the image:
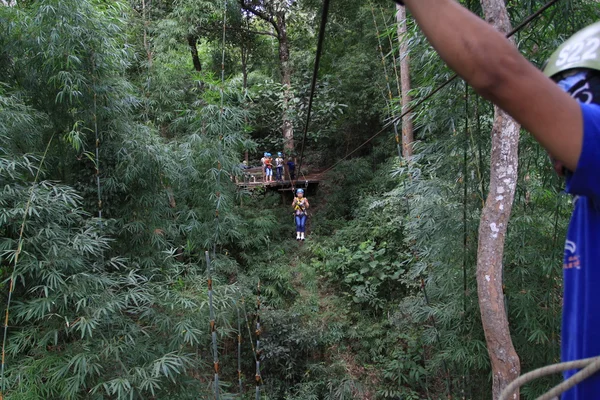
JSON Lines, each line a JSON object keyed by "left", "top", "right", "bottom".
{"left": 404, "top": 0, "right": 583, "bottom": 171}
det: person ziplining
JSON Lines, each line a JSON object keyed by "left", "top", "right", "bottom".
{"left": 396, "top": 0, "right": 600, "bottom": 398}
{"left": 292, "top": 188, "right": 309, "bottom": 241}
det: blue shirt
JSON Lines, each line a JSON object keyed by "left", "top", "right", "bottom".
{"left": 562, "top": 103, "right": 600, "bottom": 399}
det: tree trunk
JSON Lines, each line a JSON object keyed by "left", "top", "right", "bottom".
{"left": 142, "top": 0, "right": 153, "bottom": 68}
{"left": 241, "top": 41, "right": 248, "bottom": 89}
{"left": 477, "top": 0, "right": 521, "bottom": 398}
{"left": 277, "top": 13, "right": 294, "bottom": 153}
{"left": 396, "top": 4, "right": 414, "bottom": 159}
{"left": 240, "top": 1, "right": 295, "bottom": 153}
{"left": 187, "top": 35, "right": 202, "bottom": 72}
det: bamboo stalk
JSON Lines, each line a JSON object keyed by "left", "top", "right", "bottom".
{"left": 205, "top": 251, "right": 220, "bottom": 400}
{"left": 369, "top": 2, "right": 402, "bottom": 160}
{"left": 1, "top": 133, "right": 55, "bottom": 397}
{"left": 255, "top": 280, "right": 262, "bottom": 400}
{"left": 237, "top": 303, "right": 243, "bottom": 396}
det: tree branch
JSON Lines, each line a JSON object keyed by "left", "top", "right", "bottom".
{"left": 239, "top": 0, "right": 280, "bottom": 37}
{"left": 196, "top": 25, "right": 276, "bottom": 37}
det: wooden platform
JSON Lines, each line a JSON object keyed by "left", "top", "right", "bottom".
{"left": 236, "top": 167, "right": 322, "bottom": 192}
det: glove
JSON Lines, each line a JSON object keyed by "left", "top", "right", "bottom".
{"left": 394, "top": 0, "right": 404, "bottom": 5}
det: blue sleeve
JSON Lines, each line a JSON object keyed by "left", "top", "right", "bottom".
{"left": 565, "top": 103, "right": 600, "bottom": 199}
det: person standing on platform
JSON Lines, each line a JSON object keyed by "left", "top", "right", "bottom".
{"left": 287, "top": 157, "right": 296, "bottom": 181}
{"left": 275, "top": 152, "right": 285, "bottom": 181}
{"left": 261, "top": 152, "right": 268, "bottom": 182}
{"left": 264, "top": 153, "right": 273, "bottom": 183}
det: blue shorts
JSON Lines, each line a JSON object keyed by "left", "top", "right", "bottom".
{"left": 265, "top": 167, "right": 272, "bottom": 176}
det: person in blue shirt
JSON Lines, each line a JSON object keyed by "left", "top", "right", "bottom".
{"left": 287, "top": 157, "right": 296, "bottom": 181}
{"left": 397, "top": 0, "right": 600, "bottom": 397}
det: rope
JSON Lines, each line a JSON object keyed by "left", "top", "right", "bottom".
{"left": 499, "top": 356, "right": 600, "bottom": 400}
{"left": 0, "top": 133, "right": 56, "bottom": 398}
{"left": 239, "top": 296, "right": 267, "bottom": 390}
{"left": 295, "top": 0, "right": 330, "bottom": 185}
{"left": 317, "top": 0, "right": 561, "bottom": 177}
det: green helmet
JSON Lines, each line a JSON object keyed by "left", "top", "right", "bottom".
{"left": 543, "top": 21, "right": 600, "bottom": 79}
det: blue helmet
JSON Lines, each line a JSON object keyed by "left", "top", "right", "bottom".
{"left": 266, "top": 152, "right": 272, "bottom": 157}
{"left": 277, "top": 152, "right": 283, "bottom": 157}
{"left": 296, "top": 188, "right": 304, "bottom": 195}
{"left": 264, "top": 152, "right": 268, "bottom": 157}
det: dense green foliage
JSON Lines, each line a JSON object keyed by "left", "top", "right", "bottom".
{"left": 1, "top": 0, "right": 599, "bottom": 398}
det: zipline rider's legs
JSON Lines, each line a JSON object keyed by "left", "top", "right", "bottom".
{"left": 292, "top": 188, "right": 310, "bottom": 241}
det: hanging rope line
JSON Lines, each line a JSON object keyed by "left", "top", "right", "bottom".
{"left": 499, "top": 356, "right": 600, "bottom": 400}
{"left": 0, "top": 133, "right": 56, "bottom": 398}
{"left": 239, "top": 296, "right": 268, "bottom": 394}
{"left": 318, "top": 0, "right": 561, "bottom": 177}
{"left": 295, "top": 0, "right": 331, "bottom": 184}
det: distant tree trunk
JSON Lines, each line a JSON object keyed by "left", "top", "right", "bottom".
{"left": 241, "top": 38, "right": 249, "bottom": 89}
{"left": 187, "top": 35, "right": 202, "bottom": 72}
{"left": 277, "top": 13, "right": 294, "bottom": 153}
{"left": 240, "top": 1, "right": 295, "bottom": 153}
{"left": 142, "top": 0, "right": 153, "bottom": 68}
{"left": 476, "top": 0, "right": 521, "bottom": 398}
{"left": 396, "top": 4, "right": 413, "bottom": 159}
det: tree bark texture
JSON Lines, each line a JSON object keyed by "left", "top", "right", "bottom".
{"left": 396, "top": 4, "right": 414, "bottom": 159}
{"left": 187, "top": 35, "right": 202, "bottom": 72}
{"left": 477, "top": 0, "right": 521, "bottom": 398}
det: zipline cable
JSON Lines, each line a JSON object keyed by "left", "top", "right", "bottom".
{"left": 295, "top": 0, "right": 331, "bottom": 185}
{"left": 317, "top": 0, "right": 561, "bottom": 177}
